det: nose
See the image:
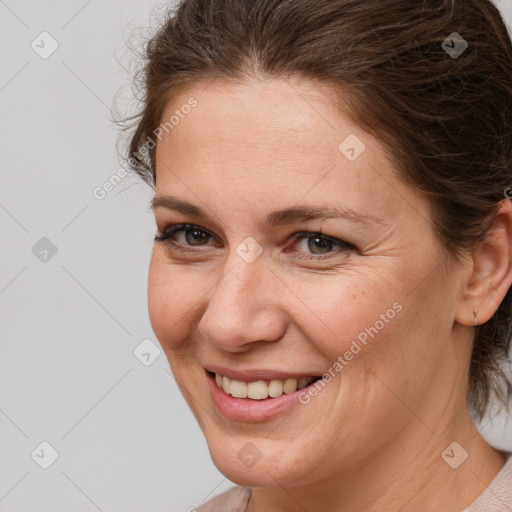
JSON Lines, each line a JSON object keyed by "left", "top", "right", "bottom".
{"left": 198, "top": 253, "right": 288, "bottom": 353}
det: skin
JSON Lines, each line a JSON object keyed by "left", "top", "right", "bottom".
{"left": 148, "top": 76, "right": 512, "bottom": 512}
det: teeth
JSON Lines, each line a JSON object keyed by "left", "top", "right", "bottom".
{"left": 230, "top": 379, "right": 248, "bottom": 398}
{"left": 283, "top": 378, "right": 297, "bottom": 394}
{"left": 213, "top": 373, "right": 317, "bottom": 399}
{"left": 247, "top": 381, "right": 268, "bottom": 400}
{"left": 222, "top": 375, "right": 230, "bottom": 394}
{"left": 268, "top": 379, "right": 283, "bottom": 398}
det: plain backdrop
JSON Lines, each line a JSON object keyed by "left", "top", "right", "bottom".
{"left": 1, "top": 0, "right": 511, "bottom": 510}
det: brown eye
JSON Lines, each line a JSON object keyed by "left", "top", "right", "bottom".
{"left": 287, "top": 231, "right": 354, "bottom": 261}
{"left": 154, "top": 223, "right": 215, "bottom": 251}
{"left": 180, "top": 228, "right": 210, "bottom": 246}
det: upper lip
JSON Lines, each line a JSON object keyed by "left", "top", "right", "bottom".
{"left": 205, "top": 365, "right": 322, "bottom": 382}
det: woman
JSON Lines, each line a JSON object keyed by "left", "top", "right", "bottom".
{"left": 121, "top": 0, "right": 512, "bottom": 510}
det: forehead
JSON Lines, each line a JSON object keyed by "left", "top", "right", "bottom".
{"left": 157, "top": 78, "right": 359, "bottom": 165}
{"left": 154, "top": 78, "right": 425, "bottom": 223}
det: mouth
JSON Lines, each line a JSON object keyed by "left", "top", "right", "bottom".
{"left": 206, "top": 370, "right": 323, "bottom": 400}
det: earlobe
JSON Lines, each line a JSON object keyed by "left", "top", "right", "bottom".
{"left": 456, "top": 199, "right": 512, "bottom": 327}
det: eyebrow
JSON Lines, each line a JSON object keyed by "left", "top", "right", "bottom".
{"left": 151, "top": 195, "right": 386, "bottom": 227}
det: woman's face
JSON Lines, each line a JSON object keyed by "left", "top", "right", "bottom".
{"left": 148, "top": 78, "right": 470, "bottom": 487}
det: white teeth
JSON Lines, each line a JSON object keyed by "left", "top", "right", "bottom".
{"left": 213, "top": 373, "right": 317, "bottom": 399}
{"left": 222, "top": 375, "right": 231, "bottom": 394}
{"left": 247, "top": 380, "right": 268, "bottom": 400}
{"left": 268, "top": 379, "right": 283, "bottom": 397}
{"left": 230, "top": 379, "right": 248, "bottom": 398}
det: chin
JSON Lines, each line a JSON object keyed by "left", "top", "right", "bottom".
{"left": 207, "top": 437, "right": 316, "bottom": 488}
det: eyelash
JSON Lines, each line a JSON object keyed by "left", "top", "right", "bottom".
{"left": 154, "top": 223, "right": 355, "bottom": 261}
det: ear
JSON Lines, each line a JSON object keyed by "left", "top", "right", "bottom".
{"left": 456, "top": 199, "right": 512, "bottom": 327}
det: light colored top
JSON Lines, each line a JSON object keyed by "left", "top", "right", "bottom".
{"left": 195, "top": 452, "right": 512, "bottom": 512}
{"left": 196, "top": 485, "right": 251, "bottom": 512}
{"left": 461, "top": 451, "right": 512, "bottom": 512}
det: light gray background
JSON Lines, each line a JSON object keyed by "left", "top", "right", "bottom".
{"left": 1, "top": 1, "right": 511, "bottom": 510}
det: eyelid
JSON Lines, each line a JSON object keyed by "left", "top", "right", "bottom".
{"left": 289, "top": 230, "right": 355, "bottom": 250}
{"left": 154, "top": 223, "right": 219, "bottom": 250}
{"left": 154, "top": 223, "right": 355, "bottom": 259}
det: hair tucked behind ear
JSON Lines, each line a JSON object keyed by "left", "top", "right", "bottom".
{"left": 117, "top": 0, "right": 512, "bottom": 421}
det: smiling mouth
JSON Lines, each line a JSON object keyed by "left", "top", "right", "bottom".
{"left": 207, "top": 370, "right": 322, "bottom": 400}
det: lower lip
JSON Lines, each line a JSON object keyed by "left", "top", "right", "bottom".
{"left": 206, "top": 371, "right": 310, "bottom": 422}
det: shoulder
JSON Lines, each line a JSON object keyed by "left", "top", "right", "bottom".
{"left": 195, "top": 486, "right": 252, "bottom": 512}
{"left": 463, "top": 451, "right": 512, "bottom": 512}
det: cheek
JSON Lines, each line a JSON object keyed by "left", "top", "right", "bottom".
{"left": 288, "top": 272, "right": 403, "bottom": 361}
{"left": 313, "top": 270, "right": 450, "bottom": 416}
{"left": 147, "top": 251, "right": 207, "bottom": 352}
{"left": 290, "top": 270, "right": 438, "bottom": 407}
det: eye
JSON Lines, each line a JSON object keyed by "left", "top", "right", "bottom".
{"left": 286, "top": 231, "right": 354, "bottom": 261}
{"left": 154, "top": 223, "right": 215, "bottom": 252}
{"left": 154, "top": 223, "right": 355, "bottom": 260}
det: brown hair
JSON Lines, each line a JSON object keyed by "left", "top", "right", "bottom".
{"left": 119, "top": 0, "right": 512, "bottom": 421}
